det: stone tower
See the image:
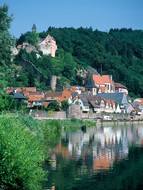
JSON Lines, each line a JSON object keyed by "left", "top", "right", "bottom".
{"left": 32, "top": 24, "right": 37, "bottom": 32}
{"left": 50, "top": 75, "right": 57, "bottom": 92}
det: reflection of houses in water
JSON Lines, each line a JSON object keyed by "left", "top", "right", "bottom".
{"left": 93, "top": 150, "right": 115, "bottom": 171}
{"left": 49, "top": 125, "right": 143, "bottom": 175}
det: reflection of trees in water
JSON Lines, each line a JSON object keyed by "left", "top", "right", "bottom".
{"left": 74, "top": 147, "right": 143, "bottom": 190}
{"left": 45, "top": 125, "right": 143, "bottom": 190}
{"left": 45, "top": 147, "right": 143, "bottom": 190}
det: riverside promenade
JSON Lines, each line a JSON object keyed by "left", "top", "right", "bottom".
{"left": 96, "top": 119, "right": 143, "bottom": 126}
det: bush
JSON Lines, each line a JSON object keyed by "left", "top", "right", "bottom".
{"left": 0, "top": 114, "right": 45, "bottom": 190}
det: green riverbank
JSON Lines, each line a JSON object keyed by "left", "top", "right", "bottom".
{"left": 0, "top": 113, "right": 94, "bottom": 190}
{"left": 0, "top": 113, "right": 62, "bottom": 190}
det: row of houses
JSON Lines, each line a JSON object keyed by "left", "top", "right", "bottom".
{"left": 5, "top": 87, "right": 137, "bottom": 116}
{"left": 6, "top": 74, "right": 143, "bottom": 117}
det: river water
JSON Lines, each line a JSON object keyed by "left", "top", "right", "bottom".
{"left": 43, "top": 123, "right": 143, "bottom": 190}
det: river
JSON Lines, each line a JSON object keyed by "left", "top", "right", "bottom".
{"left": 43, "top": 123, "right": 143, "bottom": 190}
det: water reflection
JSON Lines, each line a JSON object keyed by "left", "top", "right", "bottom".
{"left": 43, "top": 124, "right": 143, "bottom": 190}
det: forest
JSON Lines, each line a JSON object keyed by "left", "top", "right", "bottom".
{"left": 1, "top": 5, "right": 143, "bottom": 98}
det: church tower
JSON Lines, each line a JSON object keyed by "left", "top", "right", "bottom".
{"left": 32, "top": 24, "right": 37, "bottom": 32}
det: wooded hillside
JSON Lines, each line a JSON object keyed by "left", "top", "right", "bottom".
{"left": 3, "top": 26, "right": 143, "bottom": 98}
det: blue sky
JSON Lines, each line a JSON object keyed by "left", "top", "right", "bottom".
{"left": 1, "top": 0, "right": 143, "bottom": 38}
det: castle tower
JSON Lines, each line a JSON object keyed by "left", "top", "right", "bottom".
{"left": 50, "top": 75, "right": 57, "bottom": 92}
{"left": 32, "top": 24, "right": 37, "bottom": 32}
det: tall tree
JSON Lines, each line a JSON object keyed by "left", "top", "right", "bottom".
{"left": 0, "top": 4, "right": 14, "bottom": 66}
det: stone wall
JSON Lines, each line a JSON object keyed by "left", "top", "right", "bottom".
{"left": 31, "top": 110, "right": 66, "bottom": 119}
{"left": 67, "top": 104, "right": 81, "bottom": 119}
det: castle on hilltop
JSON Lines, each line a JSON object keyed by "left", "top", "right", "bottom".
{"left": 38, "top": 34, "right": 57, "bottom": 57}
{"left": 15, "top": 24, "right": 57, "bottom": 58}
{"left": 32, "top": 24, "right": 57, "bottom": 57}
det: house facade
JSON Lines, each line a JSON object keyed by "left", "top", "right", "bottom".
{"left": 85, "top": 75, "right": 115, "bottom": 95}
{"left": 96, "top": 93, "right": 129, "bottom": 113}
{"left": 38, "top": 34, "right": 57, "bottom": 57}
{"left": 115, "top": 83, "right": 128, "bottom": 95}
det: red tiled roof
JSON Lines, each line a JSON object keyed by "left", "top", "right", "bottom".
{"left": 137, "top": 98, "right": 143, "bottom": 102}
{"left": 115, "top": 83, "right": 127, "bottom": 89}
{"left": 23, "top": 42, "right": 29, "bottom": 46}
{"left": 71, "top": 89, "right": 76, "bottom": 93}
{"left": 137, "top": 102, "right": 143, "bottom": 106}
{"left": 62, "top": 89, "right": 71, "bottom": 99}
{"left": 6, "top": 87, "right": 36, "bottom": 93}
{"left": 71, "top": 86, "right": 78, "bottom": 90}
{"left": 17, "top": 45, "right": 22, "bottom": 49}
{"left": 45, "top": 90, "right": 71, "bottom": 103}
{"left": 45, "top": 91, "right": 63, "bottom": 98}
{"left": 92, "top": 75, "right": 111, "bottom": 85}
{"left": 28, "top": 94, "right": 44, "bottom": 102}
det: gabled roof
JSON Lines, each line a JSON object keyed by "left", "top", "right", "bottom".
{"left": 28, "top": 94, "right": 45, "bottom": 102}
{"left": 6, "top": 87, "right": 37, "bottom": 94}
{"left": 137, "top": 102, "right": 143, "bottom": 106}
{"left": 45, "top": 89, "right": 71, "bottom": 103}
{"left": 92, "top": 75, "right": 112, "bottom": 85}
{"left": 45, "top": 91, "right": 63, "bottom": 98}
{"left": 80, "top": 97, "right": 89, "bottom": 106}
{"left": 96, "top": 93, "right": 128, "bottom": 105}
{"left": 8, "top": 91, "right": 29, "bottom": 100}
{"left": 85, "top": 77, "right": 96, "bottom": 88}
{"left": 71, "top": 86, "right": 78, "bottom": 90}
{"left": 136, "top": 98, "right": 143, "bottom": 102}
{"left": 88, "top": 101, "right": 100, "bottom": 108}
{"left": 115, "top": 83, "right": 127, "bottom": 89}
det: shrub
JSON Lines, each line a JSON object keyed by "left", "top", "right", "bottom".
{"left": 0, "top": 114, "right": 45, "bottom": 190}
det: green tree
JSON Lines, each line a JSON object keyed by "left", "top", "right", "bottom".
{"left": 47, "top": 100, "right": 60, "bottom": 111}
{"left": 25, "top": 31, "right": 39, "bottom": 47}
{"left": 0, "top": 92, "right": 16, "bottom": 111}
{"left": 62, "top": 53, "right": 77, "bottom": 79}
{"left": 61, "top": 100, "right": 69, "bottom": 111}
{"left": 0, "top": 4, "right": 14, "bottom": 66}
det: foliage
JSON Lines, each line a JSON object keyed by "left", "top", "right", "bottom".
{"left": 13, "top": 27, "right": 143, "bottom": 97}
{"left": 46, "top": 100, "right": 60, "bottom": 111}
{"left": 25, "top": 31, "right": 39, "bottom": 47}
{"left": 0, "top": 114, "right": 64, "bottom": 189}
{"left": 61, "top": 100, "right": 70, "bottom": 111}
{"left": 0, "top": 4, "right": 14, "bottom": 66}
{"left": 0, "top": 91, "right": 16, "bottom": 111}
{"left": 0, "top": 114, "right": 45, "bottom": 190}
{"left": 1, "top": 9, "right": 143, "bottom": 98}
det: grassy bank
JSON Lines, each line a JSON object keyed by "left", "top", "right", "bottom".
{"left": 0, "top": 113, "right": 62, "bottom": 190}
{"left": 0, "top": 113, "right": 96, "bottom": 189}
{"left": 61, "top": 117, "right": 96, "bottom": 131}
